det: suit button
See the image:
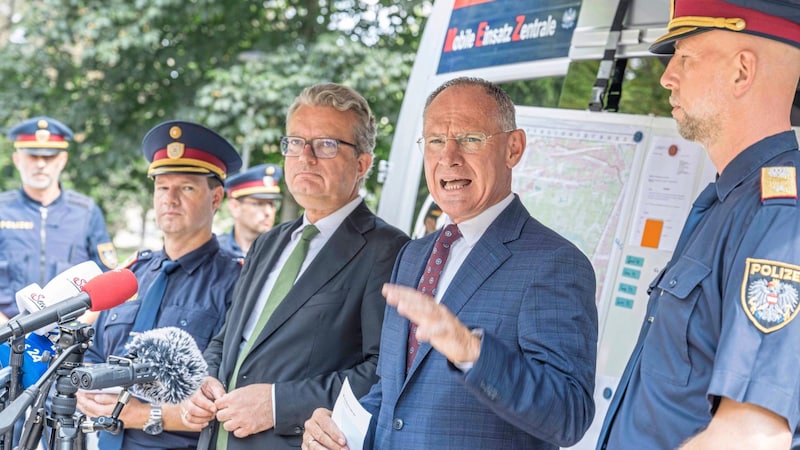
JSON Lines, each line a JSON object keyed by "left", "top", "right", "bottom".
{"left": 392, "top": 418, "right": 404, "bottom": 430}
{"left": 293, "top": 426, "right": 303, "bottom": 435}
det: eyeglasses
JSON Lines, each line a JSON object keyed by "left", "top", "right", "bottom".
{"left": 416, "top": 131, "right": 514, "bottom": 154}
{"left": 238, "top": 199, "right": 276, "bottom": 210}
{"left": 280, "top": 136, "right": 357, "bottom": 159}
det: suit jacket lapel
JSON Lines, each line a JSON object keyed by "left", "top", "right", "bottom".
{"left": 246, "top": 201, "right": 374, "bottom": 354}
{"left": 405, "top": 197, "right": 527, "bottom": 381}
{"left": 220, "top": 221, "right": 298, "bottom": 381}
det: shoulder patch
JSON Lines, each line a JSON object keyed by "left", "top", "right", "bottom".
{"left": 97, "top": 242, "right": 118, "bottom": 269}
{"left": 761, "top": 167, "right": 797, "bottom": 201}
{"left": 742, "top": 258, "right": 800, "bottom": 333}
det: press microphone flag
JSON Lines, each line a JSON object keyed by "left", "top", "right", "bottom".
{"left": 72, "top": 327, "right": 207, "bottom": 404}
{"left": 0, "top": 269, "right": 137, "bottom": 342}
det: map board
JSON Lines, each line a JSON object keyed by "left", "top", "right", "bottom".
{"left": 508, "top": 108, "right": 715, "bottom": 449}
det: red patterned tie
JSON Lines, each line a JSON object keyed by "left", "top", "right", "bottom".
{"left": 407, "top": 224, "right": 462, "bottom": 373}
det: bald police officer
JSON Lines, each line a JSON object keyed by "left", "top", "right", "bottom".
{"left": 78, "top": 121, "right": 244, "bottom": 450}
{"left": 598, "top": 1, "right": 800, "bottom": 448}
{"left": 0, "top": 116, "right": 117, "bottom": 322}
{"left": 219, "top": 164, "right": 283, "bottom": 257}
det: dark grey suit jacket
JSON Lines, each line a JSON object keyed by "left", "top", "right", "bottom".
{"left": 198, "top": 200, "right": 408, "bottom": 449}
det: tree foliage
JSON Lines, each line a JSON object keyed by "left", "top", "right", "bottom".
{"left": 0, "top": 0, "right": 428, "bottom": 235}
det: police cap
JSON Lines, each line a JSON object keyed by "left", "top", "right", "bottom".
{"left": 651, "top": 0, "right": 800, "bottom": 55}
{"left": 225, "top": 164, "right": 283, "bottom": 200}
{"left": 7, "top": 117, "right": 73, "bottom": 156}
{"left": 142, "top": 120, "right": 242, "bottom": 181}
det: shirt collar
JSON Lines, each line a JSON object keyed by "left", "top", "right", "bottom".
{"left": 717, "top": 131, "right": 798, "bottom": 201}
{"left": 156, "top": 237, "right": 220, "bottom": 275}
{"left": 293, "top": 196, "right": 363, "bottom": 240}
{"left": 443, "top": 193, "right": 514, "bottom": 247}
{"left": 19, "top": 184, "right": 64, "bottom": 206}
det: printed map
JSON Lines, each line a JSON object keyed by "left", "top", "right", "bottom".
{"left": 512, "top": 115, "right": 644, "bottom": 302}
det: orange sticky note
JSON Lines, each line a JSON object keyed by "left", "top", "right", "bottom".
{"left": 641, "top": 219, "right": 663, "bottom": 248}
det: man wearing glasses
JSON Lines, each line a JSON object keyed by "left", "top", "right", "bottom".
{"left": 182, "top": 83, "right": 409, "bottom": 450}
{"left": 220, "top": 164, "right": 284, "bottom": 257}
{"left": 303, "top": 77, "right": 597, "bottom": 449}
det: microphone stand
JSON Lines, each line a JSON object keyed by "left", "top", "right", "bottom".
{"left": 45, "top": 322, "right": 93, "bottom": 450}
{"left": 16, "top": 374, "right": 53, "bottom": 450}
{"left": 3, "top": 334, "right": 25, "bottom": 450}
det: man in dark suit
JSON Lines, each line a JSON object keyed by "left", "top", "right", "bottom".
{"left": 181, "top": 83, "right": 409, "bottom": 449}
{"left": 303, "top": 77, "right": 598, "bottom": 449}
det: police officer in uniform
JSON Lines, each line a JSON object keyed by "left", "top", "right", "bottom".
{"left": 598, "top": 1, "right": 800, "bottom": 448}
{"left": 0, "top": 116, "right": 117, "bottom": 321}
{"left": 219, "top": 164, "right": 283, "bottom": 257}
{"left": 78, "top": 121, "right": 244, "bottom": 450}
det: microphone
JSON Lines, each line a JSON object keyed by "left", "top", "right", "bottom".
{"left": 72, "top": 327, "right": 207, "bottom": 404}
{"left": 15, "top": 261, "right": 104, "bottom": 335}
{"left": 0, "top": 269, "right": 137, "bottom": 342}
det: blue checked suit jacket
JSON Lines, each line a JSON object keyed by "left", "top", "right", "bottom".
{"left": 361, "top": 196, "right": 598, "bottom": 449}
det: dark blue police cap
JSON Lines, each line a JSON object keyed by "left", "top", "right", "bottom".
{"left": 7, "top": 116, "right": 73, "bottom": 156}
{"left": 142, "top": 120, "right": 242, "bottom": 181}
{"left": 225, "top": 164, "right": 283, "bottom": 200}
{"left": 651, "top": 0, "right": 800, "bottom": 54}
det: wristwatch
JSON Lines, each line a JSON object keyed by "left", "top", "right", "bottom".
{"left": 143, "top": 404, "right": 163, "bottom": 435}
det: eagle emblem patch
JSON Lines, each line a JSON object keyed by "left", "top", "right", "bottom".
{"left": 97, "top": 242, "right": 119, "bottom": 269}
{"left": 742, "top": 258, "right": 800, "bottom": 333}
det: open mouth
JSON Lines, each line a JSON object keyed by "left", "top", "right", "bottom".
{"left": 441, "top": 179, "right": 471, "bottom": 191}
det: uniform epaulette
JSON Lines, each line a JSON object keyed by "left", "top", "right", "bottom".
{"left": 120, "top": 249, "right": 153, "bottom": 269}
{"left": 64, "top": 190, "right": 95, "bottom": 210}
{"left": 0, "top": 190, "right": 18, "bottom": 205}
{"left": 761, "top": 166, "right": 798, "bottom": 204}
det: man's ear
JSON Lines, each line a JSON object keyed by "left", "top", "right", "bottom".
{"left": 506, "top": 129, "right": 526, "bottom": 169}
{"left": 211, "top": 184, "right": 224, "bottom": 209}
{"left": 732, "top": 49, "right": 757, "bottom": 97}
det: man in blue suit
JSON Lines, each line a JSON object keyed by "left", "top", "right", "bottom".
{"left": 303, "top": 77, "right": 598, "bottom": 449}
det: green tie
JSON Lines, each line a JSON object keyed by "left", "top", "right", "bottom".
{"left": 217, "top": 224, "right": 319, "bottom": 449}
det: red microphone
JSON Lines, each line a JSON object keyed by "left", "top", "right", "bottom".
{"left": 82, "top": 269, "right": 138, "bottom": 312}
{"left": 0, "top": 269, "right": 137, "bottom": 341}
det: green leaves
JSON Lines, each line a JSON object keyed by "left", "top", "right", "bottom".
{"left": 0, "top": 0, "right": 428, "bottom": 234}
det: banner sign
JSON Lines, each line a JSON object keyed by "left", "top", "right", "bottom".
{"left": 437, "top": 0, "right": 582, "bottom": 74}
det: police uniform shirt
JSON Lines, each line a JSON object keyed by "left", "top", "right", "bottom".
{"left": 603, "top": 131, "right": 800, "bottom": 448}
{"left": 86, "top": 236, "right": 241, "bottom": 450}
{"left": 217, "top": 229, "right": 244, "bottom": 258}
{"left": 0, "top": 188, "right": 116, "bottom": 318}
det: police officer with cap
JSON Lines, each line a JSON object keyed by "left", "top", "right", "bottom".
{"left": 598, "top": 1, "right": 800, "bottom": 448}
{"left": 79, "top": 121, "right": 243, "bottom": 450}
{"left": 219, "top": 164, "right": 283, "bottom": 257}
{"left": 0, "top": 116, "right": 117, "bottom": 322}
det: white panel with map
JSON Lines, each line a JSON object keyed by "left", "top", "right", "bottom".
{"left": 510, "top": 107, "right": 715, "bottom": 449}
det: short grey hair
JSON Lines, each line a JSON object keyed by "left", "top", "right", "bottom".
{"left": 424, "top": 77, "right": 517, "bottom": 131}
{"left": 286, "top": 83, "right": 377, "bottom": 158}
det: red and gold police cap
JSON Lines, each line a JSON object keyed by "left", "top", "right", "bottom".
{"left": 142, "top": 121, "right": 242, "bottom": 181}
{"left": 7, "top": 117, "right": 73, "bottom": 156}
{"left": 225, "top": 164, "right": 283, "bottom": 200}
{"left": 651, "top": 0, "right": 800, "bottom": 54}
